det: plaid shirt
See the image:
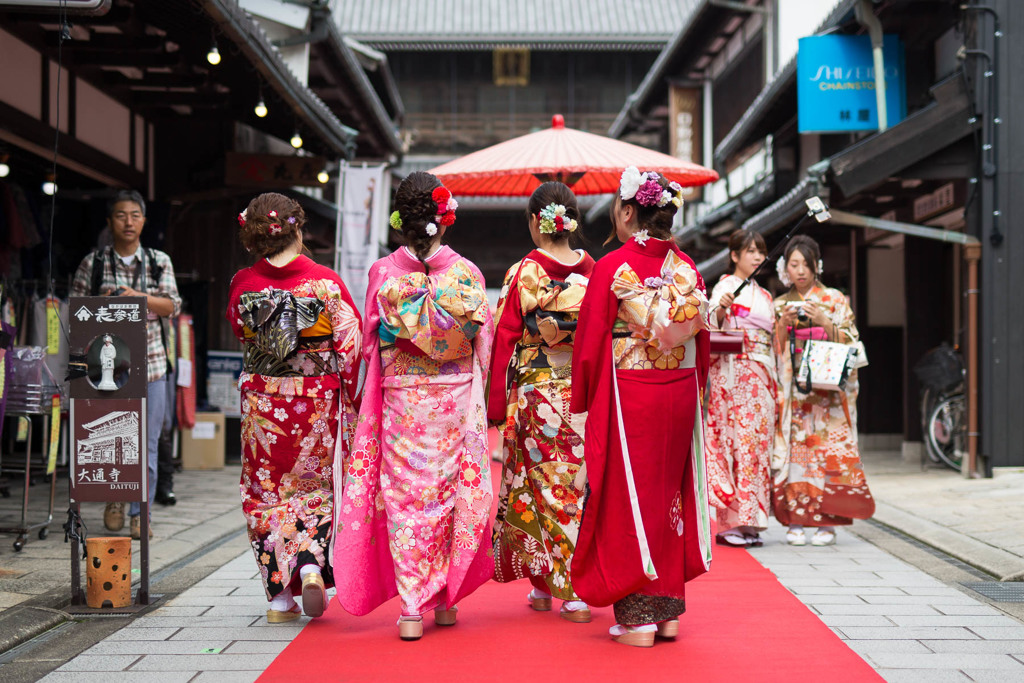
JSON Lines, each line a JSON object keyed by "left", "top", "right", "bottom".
{"left": 71, "top": 246, "right": 182, "bottom": 383}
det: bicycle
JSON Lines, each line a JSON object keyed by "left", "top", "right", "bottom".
{"left": 912, "top": 344, "right": 965, "bottom": 471}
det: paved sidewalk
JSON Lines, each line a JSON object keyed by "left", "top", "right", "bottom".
{"left": 0, "top": 466, "right": 246, "bottom": 651}
{"left": 753, "top": 522, "right": 1024, "bottom": 682}
{"left": 38, "top": 519, "right": 1024, "bottom": 682}
{"left": 861, "top": 451, "right": 1024, "bottom": 581}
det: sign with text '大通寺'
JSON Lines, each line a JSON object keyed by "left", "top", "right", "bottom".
{"left": 797, "top": 34, "right": 906, "bottom": 134}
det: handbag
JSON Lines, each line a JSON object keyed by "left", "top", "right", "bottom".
{"left": 792, "top": 331, "right": 856, "bottom": 393}
{"left": 709, "top": 330, "right": 744, "bottom": 355}
{"left": 851, "top": 340, "right": 869, "bottom": 369}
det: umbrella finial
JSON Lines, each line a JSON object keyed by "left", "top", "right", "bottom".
{"left": 551, "top": 114, "right": 565, "bottom": 129}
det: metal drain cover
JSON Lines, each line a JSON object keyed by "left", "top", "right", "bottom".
{"left": 963, "top": 582, "right": 1024, "bottom": 602}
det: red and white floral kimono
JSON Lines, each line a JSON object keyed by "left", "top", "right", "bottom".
{"left": 226, "top": 255, "right": 361, "bottom": 601}
{"left": 488, "top": 248, "right": 595, "bottom": 600}
{"left": 706, "top": 274, "right": 777, "bottom": 532}
{"left": 571, "top": 236, "right": 712, "bottom": 626}
{"left": 773, "top": 283, "right": 874, "bottom": 526}
{"left": 334, "top": 246, "right": 495, "bottom": 617}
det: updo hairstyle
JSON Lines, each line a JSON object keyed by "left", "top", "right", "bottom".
{"left": 783, "top": 234, "right": 821, "bottom": 277}
{"left": 238, "top": 192, "right": 306, "bottom": 260}
{"left": 607, "top": 171, "right": 680, "bottom": 245}
{"left": 527, "top": 181, "right": 581, "bottom": 243}
{"left": 393, "top": 171, "right": 446, "bottom": 274}
{"left": 727, "top": 229, "right": 767, "bottom": 274}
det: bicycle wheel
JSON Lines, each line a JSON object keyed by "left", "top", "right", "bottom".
{"left": 920, "top": 387, "right": 941, "bottom": 463}
{"left": 926, "top": 394, "right": 965, "bottom": 471}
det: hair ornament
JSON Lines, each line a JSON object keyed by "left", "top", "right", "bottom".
{"left": 286, "top": 216, "right": 297, "bottom": 225}
{"left": 425, "top": 222, "right": 438, "bottom": 237}
{"left": 431, "top": 186, "right": 457, "bottom": 229}
{"left": 776, "top": 256, "right": 792, "bottom": 287}
{"left": 538, "top": 203, "right": 578, "bottom": 234}
{"left": 817, "top": 259, "right": 824, "bottom": 276}
{"left": 620, "top": 166, "right": 669, "bottom": 207}
{"left": 268, "top": 223, "right": 282, "bottom": 235}
{"left": 389, "top": 210, "right": 403, "bottom": 231}
{"left": 237, "top": 208, "right": 248, "bottom": 227}
{"left": 268, "top": 210, "right": 278, "bottom": 218}
{"left": 633, "top": 229, "right": 651, "bottom": 246}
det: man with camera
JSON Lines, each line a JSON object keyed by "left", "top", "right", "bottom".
{"left": 70, "top": 190, "right": 182, "bottom": 539}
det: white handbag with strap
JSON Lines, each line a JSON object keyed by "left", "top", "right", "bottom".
{"left": 796, "top": 339, "right": 857, "bottom": 392}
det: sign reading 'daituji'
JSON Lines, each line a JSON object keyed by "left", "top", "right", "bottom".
{"left": 70, "top": 399, "right": 144, "bottom": 502}
{"left": 797, "top": 34, "right": 907, "bottom": 134}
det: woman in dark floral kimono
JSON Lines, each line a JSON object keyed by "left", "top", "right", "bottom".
{"left": 227, "top": 193, "right": 361, "bottom": 623}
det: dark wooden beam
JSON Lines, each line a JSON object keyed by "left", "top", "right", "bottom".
{"left": 67, "top": 51, "right": 181, "bottom": 68}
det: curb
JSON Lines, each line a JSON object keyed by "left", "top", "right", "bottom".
{"left": 872, "top": 500, "right": 1024, "bottom": 581}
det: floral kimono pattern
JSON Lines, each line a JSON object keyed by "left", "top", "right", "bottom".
{"left": 226, "top": 256, "right": 361, "bottom": 600}
{"left": 706, "top": 274, "right": 778, "bottom": 531}
{"left": 773, "top": 283, "right": 874, "bottom": 527}
{"left": 488, "top": 250, "right": 594, "bottom": 600}
{"left": 335, "top": 246, "right": 495, "bottom": 617}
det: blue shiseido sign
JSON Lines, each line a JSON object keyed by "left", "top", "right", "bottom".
{"left": 797, "top": 34, "right": 906, "bottom": 134}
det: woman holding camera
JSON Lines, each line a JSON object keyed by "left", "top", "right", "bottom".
{"left": 705, "top": 230, "right": 777, "bottom": 548}
{"left": 773, "top": 235, "right": 873, "bottom": 547}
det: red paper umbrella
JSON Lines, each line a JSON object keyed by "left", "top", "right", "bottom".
{"left": 428, "top": 114, "right": 718, "bottom": 196}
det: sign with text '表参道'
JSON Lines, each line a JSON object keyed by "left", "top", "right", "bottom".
{"left": 797, "top": 34, "right": 906, "bottom": 134}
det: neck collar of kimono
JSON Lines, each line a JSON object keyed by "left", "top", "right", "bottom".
{"left": 252, "top": 253, "right": 314, "bottom": 279}
{"left": 392, "top": 244, "right": 459, "bottom": 273}
{"left": 529, "top": 248, "right": 592, "bottom": 280}
{"left": 624, "top": 234, "right": 674, "bottom": 258}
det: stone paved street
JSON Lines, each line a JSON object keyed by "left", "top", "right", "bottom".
{"left": 25, "top": 519, "right": 1024, "bottom": 682}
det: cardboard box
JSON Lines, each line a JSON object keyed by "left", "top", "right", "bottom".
{"left": 180, "top": 412, "right": 225, "bottom": 470}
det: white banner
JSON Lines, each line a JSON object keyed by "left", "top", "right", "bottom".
{"left": 336, "top": 163, "right": 388, "bottom": 312}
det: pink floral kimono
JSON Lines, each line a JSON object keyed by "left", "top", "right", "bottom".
{"left": 334, "top": 245, "right": 495, "bottom": 617}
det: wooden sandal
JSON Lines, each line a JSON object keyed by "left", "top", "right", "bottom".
{"left": 398, "top": 615, "right": 423, "bottom": 641}
{"left": 656, "top": 619, "right": 679, "bottom": 638}
{"left": 434, "top": 605, "right": 458, "bottom": 626}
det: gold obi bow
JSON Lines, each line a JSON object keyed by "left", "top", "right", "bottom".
{"left": 517, "top": 262, "right": 588, "bottom": 346}
{"left": 611, "top": 252, "right": 709, "bottom": 353}
{"left": 378, "top": 261, "right": 489, "bottom": 362}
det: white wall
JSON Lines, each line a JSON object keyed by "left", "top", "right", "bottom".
{"left": 777, "top": 0, "right": 844, "bottom": 73}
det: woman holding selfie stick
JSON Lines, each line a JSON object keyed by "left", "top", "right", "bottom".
{"left": 773, "top": 236, "right": 873, "bottom": 547}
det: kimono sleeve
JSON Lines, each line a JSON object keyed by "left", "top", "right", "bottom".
{"left": 831, "top": 291, "right": 859, "bottom": 344}
{"left": 487, "top": 260, "right": 525, "bottom": 422}
{"left": 329, "top": 275, "right": 363, "bottom": 404}
{"left": 570, "top": 261, "right": 617, "bottom": 416}
{"left": 225, "top": 271, "right": 248, "bottom": 343}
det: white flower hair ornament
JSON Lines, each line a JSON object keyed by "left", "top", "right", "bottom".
{"left": 619, "top": 166, "right": 648, "bottom": 201}
{"left": 633, "top": 229, "right": 651, "bottom": 246}
{"left": 776, "top": 256, "right": 792, "bottom": 287}
{"left": 425, "top": 222, "right": 438, "bottom": 237}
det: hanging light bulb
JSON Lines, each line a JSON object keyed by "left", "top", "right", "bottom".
{"left": 290, "top": 131, "right": 303, "bottom": 149}
{"left": 317, "top": 168, "right": 329, "bottom": 184}
{"left": 0, "top": 154, "right": 9, "bottom": 178}
{"left": 206, "top": 42, "right": 221, "bottom": 66}
{"left": 42, "top": 172, "right": 57, "bottom": 196}
{"left": 254, "top": 98, "right": 268, "bottom": 118}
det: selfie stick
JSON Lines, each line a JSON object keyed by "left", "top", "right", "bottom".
{"left": 731, "top": 196, "right": 832, "bottom": 298}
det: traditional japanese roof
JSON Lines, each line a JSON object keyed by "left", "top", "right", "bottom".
{"left": 335, "top": 0, "right": 688, "bottom": 50}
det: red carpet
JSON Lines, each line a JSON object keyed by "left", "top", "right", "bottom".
{"left": 259, "top": 432, "right": 881, "bottom": 682}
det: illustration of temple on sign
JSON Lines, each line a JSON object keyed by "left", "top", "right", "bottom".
{"left": 77, "top": 411, "right": 140, "bottom": 466}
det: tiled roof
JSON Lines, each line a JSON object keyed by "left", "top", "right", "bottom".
{"left": 335, "top": 0, "right": 688, "bottom": 47}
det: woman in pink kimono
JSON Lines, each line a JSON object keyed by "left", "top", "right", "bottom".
{"left": 334, "top": 172, "right": 495, "bottom": 641}
{"left": 706, "top": 229, "right": 777, "bottom": 548}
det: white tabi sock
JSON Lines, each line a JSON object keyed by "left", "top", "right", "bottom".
{"left": 270, "top": 592, "right": 297, "bottom": 612}
{"left": 298, "top": 565, "right": 322, "bottom": 580}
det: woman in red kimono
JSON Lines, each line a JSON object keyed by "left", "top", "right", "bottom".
{"left": 571, "top": 167, "right": 712, "bottom": 648}
{"left": 227, "top": 193, "right": 361, "bottom": 623}
{"left": 488, "top": 182, "right": 595, "bottom": 622}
